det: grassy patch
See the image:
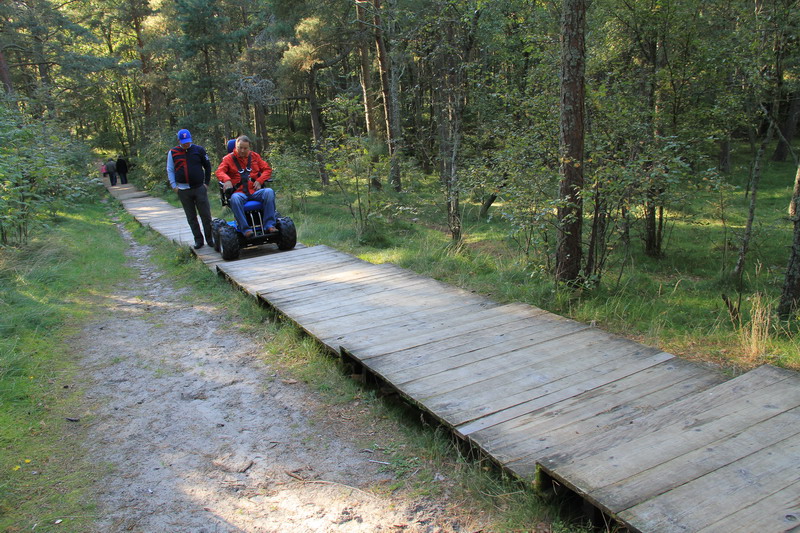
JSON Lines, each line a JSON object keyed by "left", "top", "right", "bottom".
{"left": 0, "top": 201, "right": 133, "bottom": 532}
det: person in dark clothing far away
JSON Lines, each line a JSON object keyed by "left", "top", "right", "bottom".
{"left": 116, "top": 156, "right": 129, "bottom": 184}
{"left": 106, "top": 158, "right": 117, "bottom": 186}
{"left": 167, "top": 128, "right": 214, "bottom": 249}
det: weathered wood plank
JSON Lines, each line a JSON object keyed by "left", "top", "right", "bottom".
{"left": 342, "top": 303, "right": 551, "bottom": 360}
{"left": 546, "top": 371, "right": 800, "bottom": 501}
{"left": 495, "top": 364, "right": 723, "bottom": 472}
{"left": 401, "top": 323, "right": 598, "bottom": 398}
{"left": 588, "top": 406, "right": 800, "bottom": 514}
{"left": 238, "top": 264, "right": 408, "bottom": 302}
{"left": 695, "top": 476, "right": 800, "bottom": 533}
{"left": 430, "top": 347, "right": 673, "bottom": 429}
{"left": 263, "top": 268, "right": 427, "bottom": 309}
{"left": 537, "top": 365, "right": 793, "bottom": 480}
{"left": 619, "top": 431, "right": 800, "bottom": 533}
{"left": 462, "top": 357, "right": 714, "bottom": 454}
{"left": 364, "top": 312, "right": 556, "bottom": 378}
{"left": 392, "top": 319, "right": 596, "bottom": 388}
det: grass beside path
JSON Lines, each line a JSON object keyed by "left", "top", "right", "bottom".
{"left": 0, "top": 199, "right": 133, "bottom": 532}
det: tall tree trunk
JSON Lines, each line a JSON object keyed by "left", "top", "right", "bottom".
{"left": 556, "top": 0, "right": 586, "bottom": 283}
{"left": 129, "top": 0, "right": 152, "bottom": 119}
{"left": 356, "top": 1, "right": 382, "bottom": 189}
{"left": 791, "top": 164, "right": 800, "bottom": 218}
{"left": 373, "top": 0, "right": 402, "bottom": 191}
{"left": 779, "top": 165, "right": 800, "bottom": 318}
{"left": 719, "top": 136, "right": 732, "bottom": 173}
{"left": 254, "top": 102, "right": 268, "bottom": 152}
{"left": 772, "top": 93, "right": 800, "bottom": 162}
{"left": 0, "top": 48, "right": 13, "bottom": 93}
{"left": 356, "top": 1, "right": 379, "bottom": 137}
{"left": 733, "top": 121, "right": 775, "bottom": 280}
{"left": 308, "top": 69, "right": 330, "bottom": 186}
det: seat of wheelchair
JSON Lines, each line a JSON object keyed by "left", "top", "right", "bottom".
{"left": 243, "top": 200, "right": 263, "bottom": 212}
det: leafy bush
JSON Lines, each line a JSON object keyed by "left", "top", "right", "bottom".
{"left": 0, "top": 99, "right": 95, "bottom": 246}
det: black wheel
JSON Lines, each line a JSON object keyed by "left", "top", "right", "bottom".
{"left": 219, "top": 224, "right": 241, "bottom": 260}
{"left": 211, "top": 218, "right": 226, "bottom": 252}
{"left": 276, "top": 217, "right": 297, "bottom": 250}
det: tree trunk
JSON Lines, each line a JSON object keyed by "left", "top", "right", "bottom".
{"left": 308, "top": 69, "right": 330, "bottom": 186}
{"left": 373, "top": 0, "right": 402, "bottom": 191}
{"left": 790, "top": 164, "right": 800, "bottom": 218}
{"left": 0, "top": 48, "right": 13, "bottom": 93}
{"left": 719, "top": 136, "right": 732, "bottom": 173}
{"left": 778, "top": 165, "right": 800, "bottom": 318}
{"left": 772, "top": 93, "right": 800, "bottom": 162}
{"left": 556, "top": 0, "right": 586, "bottom": 283}
{"left": 733, "top": 122, "right": 775, "bottom": 280}
{"left": 254, "top": 102, "right": 268, "bottom": 152}
{"left": 356, "top": 1, "right": 379, "bottom": 137}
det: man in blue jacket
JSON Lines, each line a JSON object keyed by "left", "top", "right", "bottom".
{"left": 167, "top": 129, "right": 214, "bottom": 249}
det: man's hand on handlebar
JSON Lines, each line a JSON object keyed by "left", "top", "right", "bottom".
{"left": 222, "top": 181, "right": 233, "bottom": 191}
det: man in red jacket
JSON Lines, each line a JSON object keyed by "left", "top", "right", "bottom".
{"left": 215, "top": 135, "right": 276, "bottom": 238}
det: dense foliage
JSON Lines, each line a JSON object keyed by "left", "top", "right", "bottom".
{"left": 0, "top": 100, "right": 95, "bottom": 246}
{"left": 2, "top": 0, "right": 800, "bottom": 350}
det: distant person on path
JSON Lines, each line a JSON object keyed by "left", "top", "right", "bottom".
{"left": 116, "top": 156, "right": 129, "bottom": 185}
{"left": 167, "top": 128, "right": 214, "bottom": 249}
{"left": 105, "top": 158, "right": 117, "bottom": 186}
{"left": 215, "top": 135, "right": 276, "bottom": 238}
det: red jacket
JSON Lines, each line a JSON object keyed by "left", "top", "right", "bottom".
{"left": 215, "top": 150, "right": 272, "bottom": 195}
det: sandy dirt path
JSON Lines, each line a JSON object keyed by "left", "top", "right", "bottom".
{"left": 73, "top": 225, "right": 488, "bottom": 532}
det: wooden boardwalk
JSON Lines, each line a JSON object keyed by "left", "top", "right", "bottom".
{"left": 108, "top": 182, "right": 800, "bottom": 533}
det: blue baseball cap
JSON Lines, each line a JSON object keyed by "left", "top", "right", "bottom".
{"left": 177, "top": 129, "right": 192, "bottom": 144}
{"left": 227, "top": 139, "right": 236, "bottom": 153}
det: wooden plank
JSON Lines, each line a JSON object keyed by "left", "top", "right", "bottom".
{"left": 695, "top": 477, "right": 800, "bottom": 533}
{"left": 217, "top": 246, "right": 345, "bottom": 278}
{"left": 342, "top": 303, "right": 554, "bottom": 360}
{"left": 430, "top": 346, "right": 673, "bottom": 428}
{"left": 391, "top": 318, "right": 596, "bottom": 387}
{"left": 619, "top": 432, "right": 800, "bottom": 533}
{"left": 286, "top": 274, "right": 487, "bottom": 322}
{"left": 224, "top": 256, "right": 384, "bottom": 291}
{"left": 272, "top": 273, "right": 486, "bottom": 322}
{"left": 588, "top": 406, "right": 800, "bottom": 514}
{"left": 400, "top": 322, "right": 597, "bottom": 397}
{"left": 449, "top": 349, "right": 685, "bottom": 430}
{"left": 262, "top": 267, "right": 423, "bottom": 307}
{"left": 282, "top": 301, "right": 506, "bottom": 361}
{"left": 543, "top": 371, "right": 800, "bottom": 500}
{"left": 287, "top": 285, "right": 466, "bottom": 335}
{"left": 537, "top": 365, "right": 793, "bottom": 478}
{"left": 494, "top": 364, "right": 724, "bottom": 471}
{"left": 463, "top": 357, "right": 713, "bottom": 452}
{"left": 364, "top": 311, "right": 557, "bottom": 378}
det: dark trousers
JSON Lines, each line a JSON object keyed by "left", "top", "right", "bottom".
{"left": 108, "top": 171, "right": 118, "bottom": 186}
{"left": 177, "top": 186, "right": 214, "bottom": 246}
{"left": 118, "top": 173, "right": 128, "bottom": 184}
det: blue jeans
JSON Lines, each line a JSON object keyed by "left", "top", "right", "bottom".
{"left": 230, "top": 188, "right": 276, "bottom": 232}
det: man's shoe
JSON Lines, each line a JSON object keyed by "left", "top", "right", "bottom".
{"left": 266, "top": 226, "right": 278, "bottom": 233}
{"left": 243, "top": 229, "right": 254, "bottom": 238}
{"left": 194, "top": 242, "right": 204, "bottom": 249}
